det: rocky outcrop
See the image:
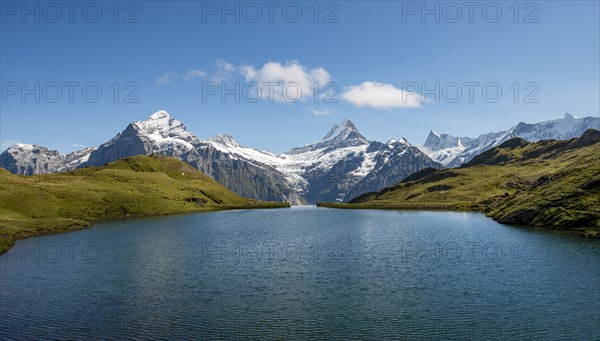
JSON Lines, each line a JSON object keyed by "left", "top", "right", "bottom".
{"left": 0, "top": 144, "right": 94, "bottom": 174}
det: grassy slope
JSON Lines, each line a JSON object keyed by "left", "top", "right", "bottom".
{"left": 319, "top": 132, "right": 600, "bottom": 231}
{"left": 0, "top": 154, "right": 289, "bottom": 254}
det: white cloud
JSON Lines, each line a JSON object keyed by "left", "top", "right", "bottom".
{"left": 238, "top": 60, "right": 332, "bottom": 102}
{"left": 209, "top": 59, "right": 235, "bottom": 82}
{"left": 157, "top": 72, "right": 177, "bottom": 85}
{"left": 342, "top": 81, "right": 423, "bottom": 110}
{"left": 217, "top": 59, "right": 234, "bottom": 72}
{"left": 182, "top": 69, "right": 207, "bottom": 80}
{"left": 309, "top": 107, "right": 333, "bottom": 116}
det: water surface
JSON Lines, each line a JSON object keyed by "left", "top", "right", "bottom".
{"left": 1, "top": 207, "right": 599, "bottom": 340}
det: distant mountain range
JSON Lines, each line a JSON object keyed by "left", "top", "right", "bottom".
{"left": 420, "top": 113, "right": 599, "bottom": 167}
{"left": 331, "top": 128, "right": 600, "bottom": 230}
{"left": 1, "top": 111, "right": 597, "bottom": 204}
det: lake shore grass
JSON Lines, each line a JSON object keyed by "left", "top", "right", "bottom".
{"left": 0, "top": 203, "right": 290, "bottom": 255}
{"left": 0, "top": 155, "right": 290, "bottom": 255}
{"left": 316, "top": 201, "right": 474, "bottom": 211}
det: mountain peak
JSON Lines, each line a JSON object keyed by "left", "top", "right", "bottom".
{"left": 6, "top": 143, "right": 58, "bottom": 156}
{"left": 10, "top": 143, "right": 36, "bottom": 151}
{"left": 209, "top": 134, "right": 240, "bottom": 147}
{"left": 423, "top": 130, "right": 459, "bottom": 150}
{"left": 386, "top": 137, "right": 410, "bottom": 147}
{"left": 341, "top": 118, "right": 355, "bottom": 128}
{"left": 135, "top": 110, "right": 186, "bottom": 135}
{"left": 127, "top": 110, "right": 198, "bottom": 152}
{"left": 288, "top": 119, "right": 367, "bottom": 154}
{"left": 563, "top": 112, "right": 577, "bottom": 119}
{"left": 423, "top": 130, "right": 441, "bottom": 148}
{"left": 322, "top": 119, "right": 360, "bottom": 141}
{"left": 149, "top": 110, "right": 171, "bottom": 121}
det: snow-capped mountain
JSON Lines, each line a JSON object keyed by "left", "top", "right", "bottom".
{"left": 3, "top": 111, "right": 596, "bottom": 203}
{"left": 512, "top": 113, "right": 598, "bottom": 141}
{"left": 10, "top": 110, "right": 594, "bottom": 203}
{"left": 0, "top": 144, "right": 94, "bottom": 175}
{"left": 421, "top": 130, "right": 515, "bottom": 167}
{"left": 202, "top": 116, "right": 441, "bottom": 203}
{"left": 288, "top": 131, "right": 441, "bottom": 203}
{"left": 344, "top": 138, "right": 443, "bottom": 201}
{"left": 288, "top": 119, "right": 369, "bottom": 154}
{"left": 0, "top": 110, "right": 442, "bottom": 204}
{"left": 85, "top": 110, "right": 199, "bottom": 166}
{"left": 82, "top": 110, "right": 304, "bottom": 205}
{"left": 208, "top": 118, "right": 441, "bottom": 203}
{"left": 420, "top": 113, "right": 599, "bottom": 167}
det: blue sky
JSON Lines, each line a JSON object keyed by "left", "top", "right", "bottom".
{"left": 1, "top": 0, "right": 599, "bottom": 153}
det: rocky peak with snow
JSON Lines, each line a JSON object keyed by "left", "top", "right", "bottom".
{"left": 7, "top": 143, "right": 57, "bottom": 156}
{"left": 133, "top": 110, "right": 196, "bottom": 145}
{"left": 209, "top": 134, "right": 241, "bottom": 148}
{"left": 322, "top": 119, "right": 368, "bottom": 144}
{"left": 511, "top": 112, "right": 598, "bottom": 142}
{"left": 423, "top": 130, "right": 463, "bottom": 151}
{"left": 83, "top": 110, "right": 201, "bottom": 167}
{"left": 388, "top": 137, "right": 409, "bottom": 146}
{"left": 420, "top": 112, "right": 599, "bottom": 167}
{"left": 323, "top": 119, "right": 357, "bottom": 139}
{"left": 289, "top": 119, "right": 369, "bottom": 154}
{"left": 0, "top": 143, "right": 93, "bottom": 174}
{"left": 150, "top": 110, "right": 170, "bottom": 120}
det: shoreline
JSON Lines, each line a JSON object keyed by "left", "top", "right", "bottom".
{"left": 0, "top": 203, "right": 290, "bottom": 255}
{"left": 316, "top": 202, "right": 600, "bottom": 238}
{"left": 4, "top": 200, "right": 598, "bottom": 256}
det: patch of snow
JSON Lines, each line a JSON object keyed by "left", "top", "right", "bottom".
{"left": 350, "top": 149, "right": 378, "bottom": 177}
{"left": 12, "top": 143, "right": 35, "bottom": 152}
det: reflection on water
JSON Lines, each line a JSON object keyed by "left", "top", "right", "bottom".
{"left": 1, "top": 208, "right": 599, "bottom": 340}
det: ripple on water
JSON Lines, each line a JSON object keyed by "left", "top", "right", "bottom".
{"left": 1, "top": 208, "right": 599, "bottom": 340}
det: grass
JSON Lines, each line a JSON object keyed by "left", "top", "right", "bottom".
{"left": 319, "top": 132, "right": 600, "bottom": 231}
{"left": 0, "top": 154, "right": 289, "bottom": 254}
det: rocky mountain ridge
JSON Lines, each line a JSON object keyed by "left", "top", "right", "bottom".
{"left": 420, "top": 113, "right": 599, "bottom": 167}
{"left": 3, "top": 111, "right": 596, "bottom": 204}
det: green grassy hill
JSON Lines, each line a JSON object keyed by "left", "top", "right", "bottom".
{"left": 319, "top": 130, "right": 600, "bottom": 232}
{"left": 0, "top": 154, "right": 289, "bottom": 254}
